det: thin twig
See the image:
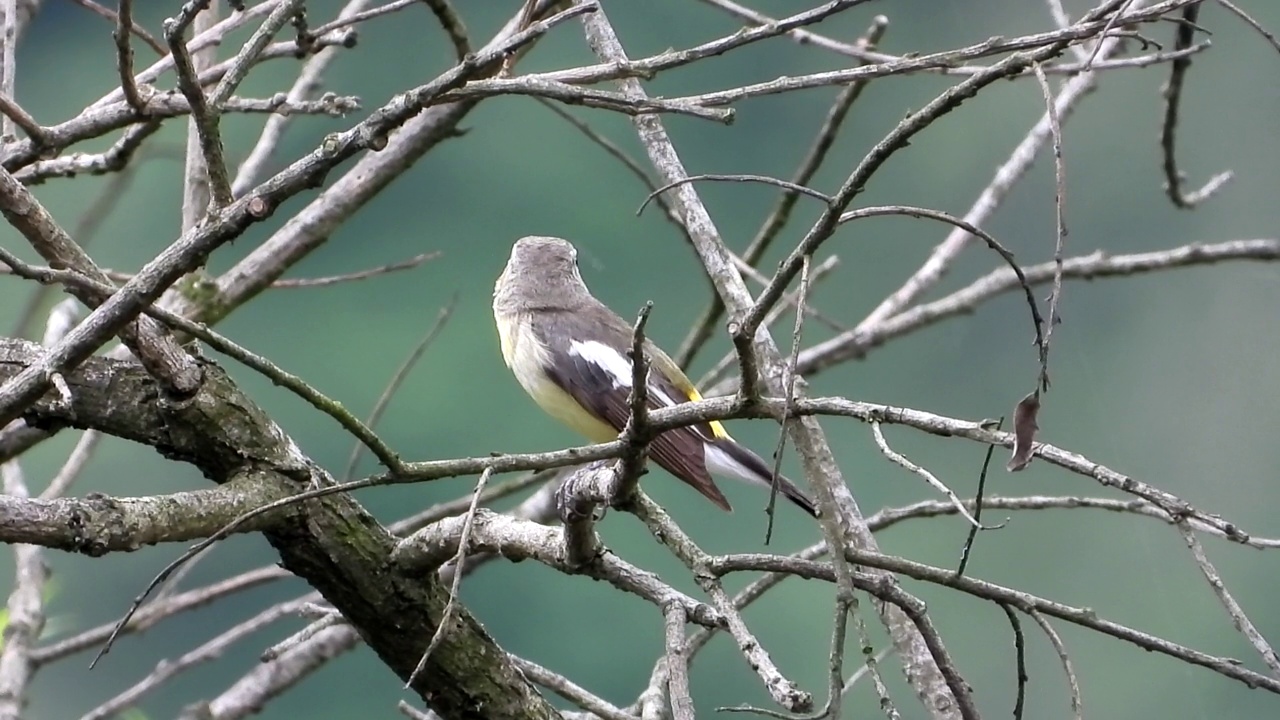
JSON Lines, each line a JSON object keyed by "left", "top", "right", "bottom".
{"left": 695, "top": 255, "right": 842, "bottom": 389}
{"left": 823, "top": 593, "right": 855, "bottom": 720}
{"left": 1001, "top": 604, "right": 1028, "bottom": 720}
{"left": 638, "top": 174, "right": 833, "bottom": 216}
{"left": 17, "top": 117, "right": 162, "bottom": 188}
{"left": 405, "top": 467, "right": 493, "bottom": 687}
{"left": 625, "top": 492, "right": 813, "bottom": 712}
{"left": 0, "top": 252, "right": 403, "bottom": 473}
{"left": 209, "top": 0, "right": 304, "bottom": 109}
{"left": 851, "top": 599, "right": 900, "bottom": 719}
{"left": 114, "top": 0, "right": 148, "bottom": 116}
{"left": 698, "top": 0, "right": 1201, "bottom": 75}
{"left": 68, "top": 0, "right": 166, "bottom": 53}
{"left": 260, "top": 606, "right": 340, "bottom": 661}
{"left": 837, "top": 205, "right": 1047, "bottom": 356}
{"left": 840, "top": 647, "right": 893, "bottom": 698}
{"left": 508, "top": 654, "right": 635, "bottom": 720}
{"left": 1159, "top": 1, "right": 1232, "bottom": 208}
{"left": 0, "top": 0, "right": 17, "bottom": 141}
{"left": 1032, "top": 62, "right": 1067, "bottom": 391}
{"left": 343, "top": 292, "right": 457, "bottom": 480}
{"left": 422, "top": 0, "right": 470, "bottom": 61}
{"left": 6, "top": 252, "right": 441, "bottom": 290}
{"left": 854, "top": 2, "right": 1138, "bottom": 334}
{"left": 956, "top": 418, "right": 1002, "bottom": 576}
{"left": 737, "top": 15, "right": 1105, "bottom": 355}
{"left": 0, "top": 94, "right": 48, "bottom": 146}
{"left": 676, "top": 15, "right": 887, "bottom": 368}
{"left": 230, "top": 1, "right": 373, "bottom": 196}
{"left": 722, "top": 549, "right": 1280, "bottom": 694}
{"left": 1083, "top": 0, "right": 1138, "bottom": 69}
{"left": 868, "top": 494, "right": 1280, "bottom": 548}
{"left": 732, "top": 253, "right": 846, "bottom": 332}
{"left": 40, "top": 429, "right": 101, "bottom": 500}
{"left": 29, "top": 565, "right": 287, "bottom": 666}
{"left": 271, "top": 252, "right": 441, "bottom": 286}
{"left": 0, "top": 461, "right": 45, "bottom": 720}
{"left": 871, "top": 422, "right": 992, "bottom": 529}
{"left": 1028, "top": 609, "right": 1082, "bottom": 720}
{"left": 309, "top": 0, "right": 416, "bottom": 37}
{"left": 793, "top": 239, "right": 1280, "bottom": 378}
{"left": 167, "top": 3, "right": 233, "bottom": 210}
{"left": 81, "top": 598, "right": 314, "bottom": 720}
{"left": 1174, "top": 521, "right": 1280, "bottom": 676}
{"left": 765, "top": 252, "right": 811, "bottom": 544}
{"left": 505, "top": 0, "right": 541, "bottom": 73}
{"left": 1216, "top": 0, "right": 1280, "bottom": 53}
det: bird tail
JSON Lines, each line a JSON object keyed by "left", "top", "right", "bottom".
{"left": 704, "top": 438, "right": 819, "bottom": 518}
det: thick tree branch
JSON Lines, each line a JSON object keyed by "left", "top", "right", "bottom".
{"left": 573, "top": 1, "right": 983, "bottom": 714}
{"left": 0, "top": 168, "right": 204, "bottom": 395}
{"left": 0, "top": 337, "right": 560, "bottom": 720}
{"left": 393, "top": 508, "right": 723, "bottom": 629}
{"left": 0, "top": 477, "right": 295, "bottom": 554}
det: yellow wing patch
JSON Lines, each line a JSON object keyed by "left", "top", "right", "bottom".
{"left": 684, "top": 386, "right": 729, "bottom": 440}
{"left": 647, "top": 341, "right": 731, "bottom": 441}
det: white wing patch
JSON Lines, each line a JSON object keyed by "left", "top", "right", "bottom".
{"left": 569, "top": 340, "right": 631, "bottom": 388}
{"left": 568, "top": 340, "right": 680, "bottom": 407}
{"left": 705, "top": 443, "right": 773, "bottom": 488}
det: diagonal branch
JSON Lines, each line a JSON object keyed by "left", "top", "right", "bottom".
{"left": 624, "top": 492, "right": 812, "bottom": 712}
{"left": 855, "top": 0, "right": 1153, "bottom": 332}
{"left": 231, "top": 0, "right": 377, "bottom": 196}
{"left": 184, "top": 1, "right": 590, "bottom": 328}
{"left": 791, "top": 239, "right": 1280, "bottom": 377}
{"left": 1174, "top": 521, "right": 1280, "bottom": 677}
{"left": 0, "top": 168, "right": 204, "bottom": 396}
{"left": 573, "top": 2, "right": 991, "bottom": 713}
{"left": 675, "top": 13, "right": 886, "bottom": 368}
{"left": 0, "top": 4, "right": 586, "bottom": 428}
{"left": 167, "top": 2, "right": 233, "bottom": 209}
{"left": 0, "top": 338, "right": 559, "bottom": 719}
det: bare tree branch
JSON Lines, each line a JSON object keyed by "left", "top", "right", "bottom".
{"left": 790, "top": 238, "right": 1280, "bottom": 376}
{"left": 1, "top": 2, "right": 1276, "bottom": 718}
{"left": 0, "top": 462, "right": 44, "bottom": 720}
{"left": 1159, "top": 1, "right": 1233, "bottom": 208}
{"left": 0, "top": 478, "right": 295, "bottom": 553}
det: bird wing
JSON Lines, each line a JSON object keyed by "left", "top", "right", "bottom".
{"left": 542, "top": 337, "right": 733, "bottom": 511}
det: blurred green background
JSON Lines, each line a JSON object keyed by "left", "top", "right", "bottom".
{"left": 3, "top": 1, "right": 1279, "bottom": 718}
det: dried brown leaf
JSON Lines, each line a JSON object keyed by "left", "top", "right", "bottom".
{"left": 1007, "top": 391, "right": 1041, "bottom": 472}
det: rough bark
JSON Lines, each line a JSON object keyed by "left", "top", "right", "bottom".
{"left": 0, "top": 337, "right": 560, "bottom": 720}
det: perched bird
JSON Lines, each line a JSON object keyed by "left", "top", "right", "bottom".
{"left": 492, "top": 236, "right": 817, "bottom": 517}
